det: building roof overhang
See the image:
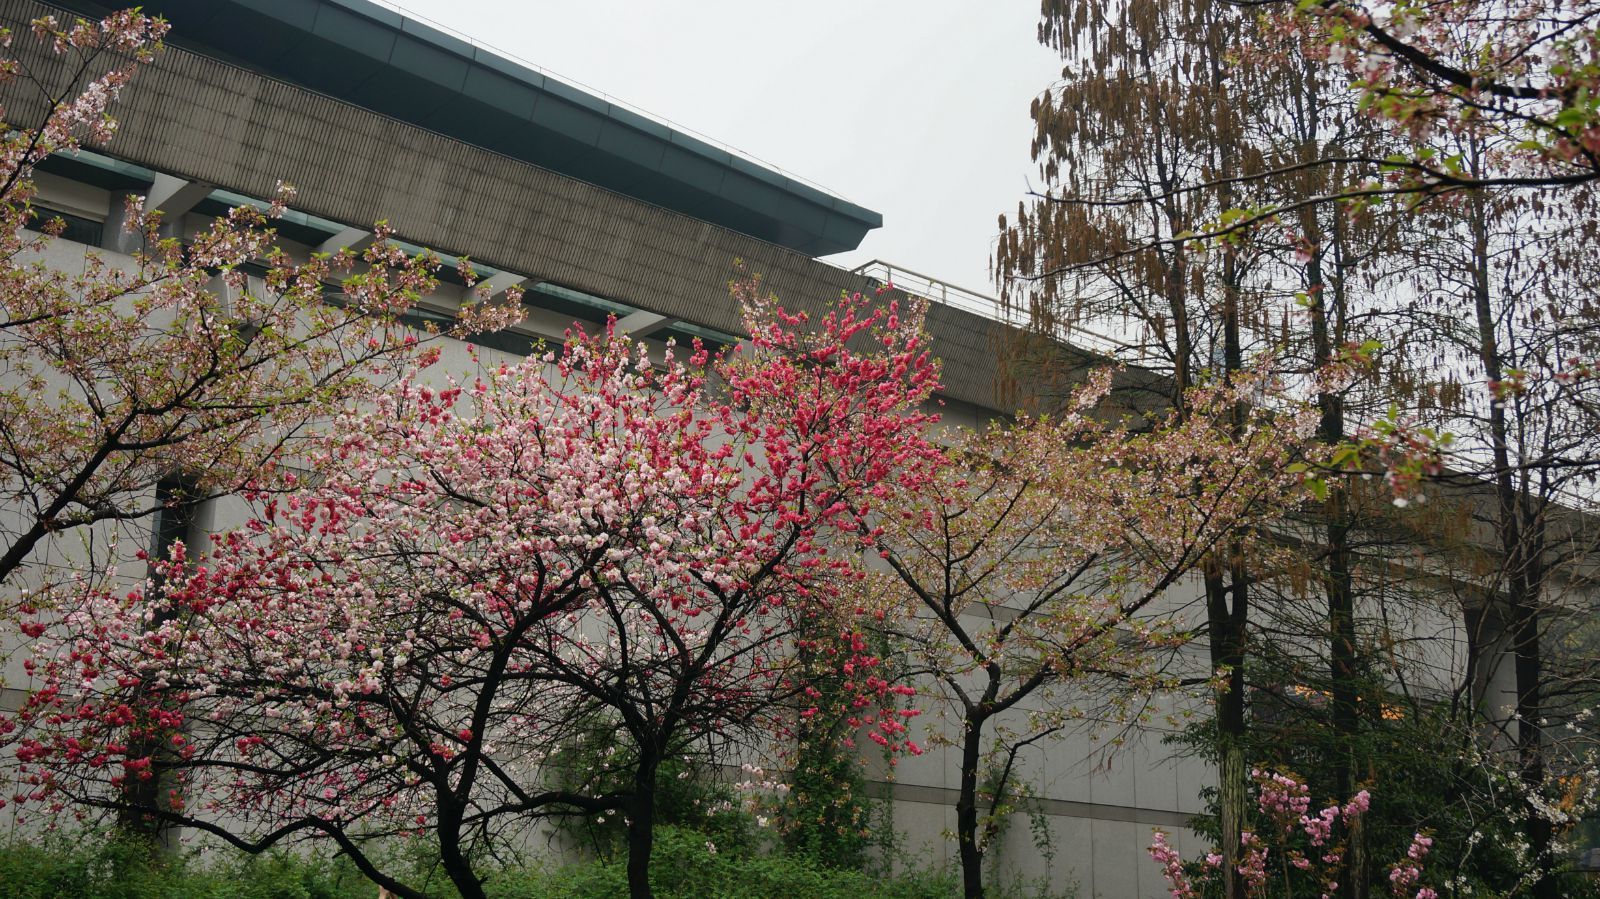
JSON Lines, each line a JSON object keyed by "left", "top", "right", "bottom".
{"left": 51, "top": 0, "right": 883, "bottom": 256}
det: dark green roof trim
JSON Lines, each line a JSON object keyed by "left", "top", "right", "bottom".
{"left": 49, "top": 0, "right": 882, "bottom": 256}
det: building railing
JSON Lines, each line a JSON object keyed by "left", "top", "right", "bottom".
{"left": 847, "top": 259, "right": 1139, "bottom": 359}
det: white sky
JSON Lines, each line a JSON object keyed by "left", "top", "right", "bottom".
{"left": 392, "top": 0, "right": 1061, "bottom": 297}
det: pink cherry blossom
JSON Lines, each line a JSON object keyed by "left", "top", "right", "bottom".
{"left": 6, "top": 274, "right": 939, "bottom": 899}
{"left": 1150, "top": 774, "right": 1435, "bottom": 899}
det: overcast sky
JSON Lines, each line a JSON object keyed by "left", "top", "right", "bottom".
{"left": 393, "top": 0, "right": 1061, "bottom": 297}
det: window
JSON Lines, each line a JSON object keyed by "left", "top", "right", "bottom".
{"left": 23, "top": 205, "right": 104, "bottom": 247}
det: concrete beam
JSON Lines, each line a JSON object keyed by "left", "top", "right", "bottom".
{"left": 144, "top": 173, "right": 211, "bottom": 217}
{"left": 477, "top": 270, "right": 525, "bottom": 298}
{"left": 613, "top": 310, "right": 672, "bottom": 336}
{"left": 508, "top": 306, "right": 576, "bottom": 342}
{"left": 315, "top": 225, "right": 373, "bottom": 256}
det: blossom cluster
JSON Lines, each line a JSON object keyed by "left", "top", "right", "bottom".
{"left": 3, "top": 274, "right": 938, "bottom": 875}
{"left": 1150, "top": 772, "right": 1432, "bottom": 899}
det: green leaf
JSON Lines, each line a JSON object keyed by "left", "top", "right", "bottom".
{"left": 1555, "top": 106, "right": 1589, "bottom": 129}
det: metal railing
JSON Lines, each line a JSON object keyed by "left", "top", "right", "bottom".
{"left": 847, "top": 259, "right": 1138, "bottom": 358}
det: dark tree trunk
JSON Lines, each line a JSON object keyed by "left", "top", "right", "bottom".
{"left": 1465, "top": 178, "right": 1553, "bottom": 897}
{"left": 437, "top": 816, "right": 487, "bottom": 899}
{"left": 626, "top": 759, "right": 660, "bottom": 899}
{"left": 1207, "top": 559, "right": 1249, "bottom": 899}
{"left": 1210, "top": 152, "right": 1253, "bottom": 899}
{"left": 955, "top": 711, "right": 989, "bottom": 899}
{"left": 1304, "top": 246, "right": 1368, "bottom": 899}
{"left": 1325, "top": 489, "right": 1367, "bottom": 899}
{"left": 119, "top": 478, "right": 197, "bottom": 848}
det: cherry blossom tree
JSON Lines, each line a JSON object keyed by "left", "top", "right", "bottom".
{"left": 0, "top": 9, "right": 513, "bottom": 613}
{"left": 3, "top": 283, "right": 940, "bottom": 899}
{"left": 876, "top": 368, "right": 1312, "bottom": 899}
{"left": 1289, "top": 0, "right": 1600, "bottom": 196}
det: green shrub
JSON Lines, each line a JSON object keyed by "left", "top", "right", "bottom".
{"left": 0, "top": 833, "right": 372, "bottom": 899}
{"left": 776, "top": 734, "right": 873, "bottom": 870}
{"left": 0, "top": 828, "right": 963, "bottom": 899}
{"left": 487, "top": 826, "right": 957, "bottom": 899}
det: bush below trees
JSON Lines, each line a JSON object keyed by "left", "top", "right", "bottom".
{"left": 0, "top": 830, "right": 962, "bottom": 899}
